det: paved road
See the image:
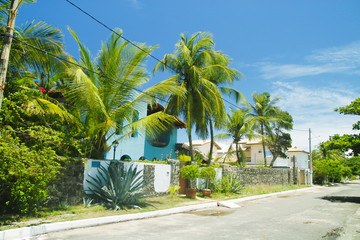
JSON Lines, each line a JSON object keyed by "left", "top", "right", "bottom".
{"left": 39, "top": 182, "right": 360, "bottom": 240}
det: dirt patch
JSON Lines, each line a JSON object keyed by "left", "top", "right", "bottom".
{"left": 187, "top": 207, "right": 235, "bottom": 217}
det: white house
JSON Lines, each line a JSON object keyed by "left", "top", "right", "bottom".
{"left": 239, "top": 139, "right": 309, "bottom": 170}
{"left": 181, "top": 140, "right": 222, "bottom": 159}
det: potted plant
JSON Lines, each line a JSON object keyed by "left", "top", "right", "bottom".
{"left": 180, "top": 165, "right": 200, "bottom": 198}
{"left": 200, "top": 166, "right": 216, "bottom": 197}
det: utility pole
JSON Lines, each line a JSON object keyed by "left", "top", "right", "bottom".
{"left": 0, "top": 0, "right": 19, "bottom": 110}
{"left": 309, "top": 128, "right": 313, "bottom": 186}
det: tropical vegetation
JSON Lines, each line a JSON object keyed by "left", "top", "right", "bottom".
{"left": 1, "top": 0, "right": 358, "bottom": 217}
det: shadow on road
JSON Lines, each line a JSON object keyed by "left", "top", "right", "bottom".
{"left": 321, "top": 196, "right": 360, "bottom": 204}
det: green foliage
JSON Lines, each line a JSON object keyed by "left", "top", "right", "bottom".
{"left": 66, "top": 28, "right": 181, "bottom": 159}
{"left": 200, "top": 166, "right": 216, "bottom": 189}
{"left": 180, "top": 165, "right": 200, "bottom": 180}
{"left": 0, "top": 89, "right": 84, "bottom": 157}
{"left": 344, "top": 157, "right": 360, "bottom": 176}
{"left": 313, "top": 159, "right": 352, "bottom": 184}
{"left": 154, "top": 32, "right": 240, "bottom": 162}
{"left": 321, "top": 134, "right": 360, "bottom": 156}
{"left": 168, "top": 186, "right": 180, "bottom": 196}
{"left": 246, "top": 92, "right": 281, "bottom": 167}
{"left": 200, "top": 166, "right": 216, "bottom": 180}
{"left": 212, "top": 175, "right": 242, "bottom": 194}
{"left": 178, "top": 154, "right": 191, "bottom": 162}
{"left": 321, "top": 98, "right": 360, "bottom": 156}
{"left": 86, "top": 162, "right": 149, "bottom": 210}
{"left": 0, "top": 132, "right": 63, "bottom": 215}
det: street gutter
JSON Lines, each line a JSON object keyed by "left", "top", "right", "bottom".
{"left": 0, "top": 186, "right": 322, "bottom": 240}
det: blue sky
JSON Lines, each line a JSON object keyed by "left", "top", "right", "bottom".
{"left": 16, "top": 0, "right": 360, "bottom": 151}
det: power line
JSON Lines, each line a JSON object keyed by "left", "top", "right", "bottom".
{"left": 64, "top": 0, "right": 166, "bottom": 65}
{"left": 64, "top": 0, "right": 244, "bottom": 111}
{"left": 4, "top": 33, "right": 169, "bottom": 105}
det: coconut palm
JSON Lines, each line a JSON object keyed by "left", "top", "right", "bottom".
{"left": 62, "top": 28, "right": 181, "bottom": 159}
{"left": 247, "top": 92, "right": 280, "bottom": 167}
{"left": 154, "top": 32, "right": 238, "bottom": 162}
{"left": 196, "top": 50, "right": 243, "bottom": 163}
{"left": 1, "top": 20, "right": 68, "bottom": 95}
{"left": 216, "top": 108, "right": 255, "bottom": 166}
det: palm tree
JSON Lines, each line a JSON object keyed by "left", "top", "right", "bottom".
{"left": 2, "top": 20, "right": 68, "bottom": 95}
{"left": 216, "top": 108, "right": 255, "bottom": 166}
{"left": 154, "top": 32, "right": 238, "bottom": 162}
{"left": 247, "top": 92, "right": 280, "bottom": 167}
{"left": 63, "top": 28, "right": 181, "bottom": 159}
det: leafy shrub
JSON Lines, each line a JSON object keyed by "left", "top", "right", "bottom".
{"left": 212, "top": 175, "right": 242, "bottom": 194}
{"left": 0, "top": 132, "right": 62, "bottom": 215}
{"left": 87, "top": 161, "right": 149, "bottom": 210}
{"left": 200, "top": 166, "right": 216, "bottom": 189}
{"left": 180, "top": 165, "right": 200, "bottom": 180}
{"left": 313, "top": 159, "right": 352, "bottom": 184}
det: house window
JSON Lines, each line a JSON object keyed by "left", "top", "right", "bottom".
{"left": 146, "top": 129, "right": 171, "bottom": 148}
{"left": 131, "top": 110, "right": 139, "bottom": 138}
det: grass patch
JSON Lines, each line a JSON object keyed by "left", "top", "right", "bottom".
{"left": 0, "top": 184, "right": 309, "bottom": 231}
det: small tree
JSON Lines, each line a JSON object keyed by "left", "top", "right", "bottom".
{"left": 200, "top": 166, "right": 216, "bottom": 189}
{"left": 180, "top": 165, "right": 200, "bottom": 189}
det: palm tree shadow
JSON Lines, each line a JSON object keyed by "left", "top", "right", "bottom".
{"left": 321, "top": 196, "right": 360, "bottom": 204}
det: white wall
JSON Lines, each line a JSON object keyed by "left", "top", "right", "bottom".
{"left": 84, "top": 160, "right": 171, "bottom": 194}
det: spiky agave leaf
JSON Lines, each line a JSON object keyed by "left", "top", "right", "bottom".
{"left": 86, "top": 162, "right": 149, "bottom": 210}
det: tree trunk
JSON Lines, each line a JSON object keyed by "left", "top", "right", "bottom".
{"left": 261, "top": 124, "right": 267, "bottom": 167}
{"left": 269, "top": 155, "right": 277, "bottom": 168}
{"left": 0, "top": 0, "right": 19, "bottom": 110}
{"left": 208, "top": 117, "right": 214, "bottom": 165}
{"left": 187, "top": 100, "right": 194, "bottom": 162}
{"left": 235, "top": 142, "right": 241, "bottom": 164}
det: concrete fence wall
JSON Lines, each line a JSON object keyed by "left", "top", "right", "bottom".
{"left": 84, "top": 159, "right": 307, "bottom": 196}
{"left": 221, "top": 165, "right": 300, "bottom": 186}
{"left": 84, "top": 159, "right": 179, "bottom": 195}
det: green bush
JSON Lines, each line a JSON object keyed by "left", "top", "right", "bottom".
{"left": 87, "top": 161, "right": 149, "bottom": 210}
{"left": 200, "top": 166, "right": 216, "bottom": 189}
{"left": 180, "top": 165, "right": 200, "bottom": 180}
{"left": 212, "top": 175, "right": 242, "bottom": 194}
{"left": 0, "top": 132, "right": 62, "bottom": 215}
{"left": 313, "top": 159, "right": 352, "bottom": 184}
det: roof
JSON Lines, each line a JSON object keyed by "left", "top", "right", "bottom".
{"left": 238, "top": 138, "right": 262, "bottom": 145}
{"left": 288, "top": 146, "right": 309, "bottom": 154}
{"left": 183, "top": 140, "right": 222, "bottom": 149}
{"left": 147, "top": 103, "right": 186, "bottom": 129}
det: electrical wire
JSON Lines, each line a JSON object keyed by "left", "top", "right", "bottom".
{"left": 64, "top": 0, "right": 243, "bottom": 110}
{"left": 3, "top": 33, "right": 169, "bottom": 105}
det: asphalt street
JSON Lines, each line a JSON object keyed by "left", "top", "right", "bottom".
{"left": 38, "top": 182, "right": 360, "bottom": 240}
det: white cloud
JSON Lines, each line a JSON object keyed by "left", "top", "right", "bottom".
{"left": 308, "top": 41, "right": 360, "bottom": 65}
{"left": 271, "top": 81, "right": 359, "bottom": 150}
{"left": 259, "top": 41, "right": 360, "bottom": 80}
{"left": 260, "top": 63, "right": 352, "bottom": 79}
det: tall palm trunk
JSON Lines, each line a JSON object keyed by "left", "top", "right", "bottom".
{"left": 235, "top": 142, "right": 241, "bottom": 164}
{"left": 187, "top": 100, "right": 194, "bottom": 162}
{"left": 261, "top": 124, "right": 267, "bottom": 167}
{"left": 208, "top": 117, "right": 214, "bottom": 165}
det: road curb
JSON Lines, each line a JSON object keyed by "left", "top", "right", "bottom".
{"left": 0, "top": 186, "right": 321, "bottom": 240}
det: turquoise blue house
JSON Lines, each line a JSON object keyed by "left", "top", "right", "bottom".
{"left": 104, "top": 103, "right": 185, "bottom": 161}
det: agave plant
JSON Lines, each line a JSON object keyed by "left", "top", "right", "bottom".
{"left": 86, "top": 161, "right": 148, "bottom": 210}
